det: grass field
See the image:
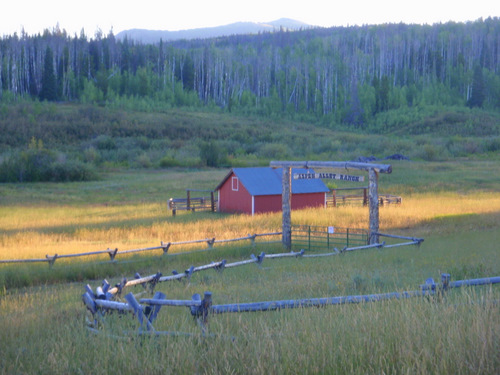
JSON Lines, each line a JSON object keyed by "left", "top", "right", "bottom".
{"left": 1, "top": 160, "right": 499, "bottom": 374}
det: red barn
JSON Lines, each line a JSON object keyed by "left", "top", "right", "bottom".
{"left": 215, "top": 167, "right": 329, "bottom": 215}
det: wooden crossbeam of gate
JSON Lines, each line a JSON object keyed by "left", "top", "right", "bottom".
{"left": 270, "top": 161, "right": 392, "bottom": 249}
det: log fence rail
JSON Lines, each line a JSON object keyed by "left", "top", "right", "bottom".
{"left": 0, "top": 232, "right": 281, "bottom": 267}
{"left": 326, "top": 187, "right": 401, "bottom": 207}
{"left": 1, "top": 229, "right": 419, "bottom": 268}
{"left": 87, "top": 232, "right": 424, "bottom": 302}
{"left": 83, "top": 272, "right": 499, "bottom": 338}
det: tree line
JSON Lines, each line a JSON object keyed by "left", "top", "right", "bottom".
{"left": 1, "top": 18, "right": 499, "bottom": 125}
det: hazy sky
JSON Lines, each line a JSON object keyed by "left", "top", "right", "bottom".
{"left": 2, "top": 0, "right": 499, "bottom": 37}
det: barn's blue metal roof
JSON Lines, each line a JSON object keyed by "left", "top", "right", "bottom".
{"left": 220, "top": 167, "right": 329, "bottom": 196}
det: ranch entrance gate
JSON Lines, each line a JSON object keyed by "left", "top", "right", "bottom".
{"left": 270, "top": 161, "right": 392, "bottom": 249}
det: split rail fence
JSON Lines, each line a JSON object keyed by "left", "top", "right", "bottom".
{"left": 82, "top": 233, "right": 430, "bottom": 336}
{"left": 2, "top": 225, "right": 387, "bottom": 267}
{"left": 0, "top": 232, "right": 281, "bottom": 267}
{"left": 83, "top": 233, "right": 423, "bottom": 300}
{"left": 83, "top": 269, "right": 500, "bottom": 338}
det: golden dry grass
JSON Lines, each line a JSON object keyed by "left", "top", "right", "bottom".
{"left": 1, "top": 191, "right": 499, "bottom": 260}
{"left": 294, "top": 191, "right": 500, "bottom": 232}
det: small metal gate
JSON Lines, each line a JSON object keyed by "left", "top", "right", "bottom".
{"left": 291, "top": 225, "right": 369, "bottom": 251}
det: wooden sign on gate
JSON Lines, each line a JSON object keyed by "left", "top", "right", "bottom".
{"left": 293, "top": 172, "right": 365, "bottom": 182}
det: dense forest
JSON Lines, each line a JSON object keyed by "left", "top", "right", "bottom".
{"left": 1, "top": 18, "right": 499, "bottom": 125}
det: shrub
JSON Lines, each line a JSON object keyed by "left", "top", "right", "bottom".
{"left": 48, "top": 160, "right": 98, "bottom": 181}
{"left": 200, "top": 141, "right": 227, "bottom": 167}
{"left": 135, "top": 153, "right": 152, "bottom": 168}
{"left": 159, "top": 155, "right": 182, "bottom": 168}
{"left": 83, "top": 147, "right": 101, "bottom": 164}
{"left": 485, "top": 137, "right": 500, "bottom": 153}
{"left": 93, "top": 135, "right": 116, "bottom": 150}
{"left": 0, "top": 145, "right": 97, "bottom": 183}
{"left": 3, "top": 149, "right": 54, "bottom": 183}
{"left": 415, "top": 144, "right": 446, "bottom": 161}
{"left": 258, "top": 143, "right": 291, "bottom": 159}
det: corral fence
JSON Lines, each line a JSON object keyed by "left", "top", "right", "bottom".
{"left": 167, "top": 187, "right": 402, "bottom": 216}
{"left": 326, "top": 187, "right": 402, "bottom": 207}
{"left": 291, "top": 225, "right": 369, "bottom": 250}
{"left": 168, "top": 189, "right": 217, "bottom": 216}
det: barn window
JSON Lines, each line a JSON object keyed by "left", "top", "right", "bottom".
{"left": 232, "top": 177, "right": 239, "bottom": 191}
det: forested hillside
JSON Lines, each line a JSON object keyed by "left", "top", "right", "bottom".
{"left": 1, "top": 18, "right": 499, "bottom": 125}
{"left": 1, "top": 19, "right": 500, "bottom": 183}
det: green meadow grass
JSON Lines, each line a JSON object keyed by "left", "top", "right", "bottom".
{"left": 0, "top": 231, "right": 498, "bottom": 374}
{"left": 0, "top": 160, "right": 499, "bottom": 374}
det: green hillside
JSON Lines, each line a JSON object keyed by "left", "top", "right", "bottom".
{"left": 0, "top": 100, "right": 499, "bottom": 183}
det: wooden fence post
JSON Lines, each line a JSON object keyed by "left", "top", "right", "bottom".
{"left": 107, "top": 248, "right": 118, "bottom": 261}
{"left": 368, "top": 168, "right": 379, "bottom": 244}
{"left": 185, "top": 266, "right": 195, "bottom": 281}
{"left": 161, "top": 242, "right": 171, "bottom": 254}
{"left": 146, "top": 291, "right": 167, "bottom": 324}
{"left": 207, "top": 238, "right": 215, "bottom": 249}
{"left": 46, "top": 254, "right": 58, "bottom": 267}
{"left": 125, "top": 292, "right": 155, "bottom": 332}
{"left": 250, "top": 252, "right": 266, "bottom": 267}
{"left": 210, "top": 191, "right": 215, "bottom": 212}
{"left": 250, "top": 234, "right": 257, "bottom": 247}
{"left": 186, "top": 190, "right": 191, "bottom": 211}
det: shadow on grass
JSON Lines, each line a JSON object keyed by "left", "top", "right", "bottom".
{"left": 0, "top": 243, "right": 281, "bottom": 293}
{"left": 405, "top": 211, "right": 500, "bottom": 237}
{"left": 0, "top": 210, "right": 231, "bottom": 237}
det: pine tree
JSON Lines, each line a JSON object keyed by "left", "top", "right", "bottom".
{"left": 40, "top": 46, "right": 58, "bottom": 101}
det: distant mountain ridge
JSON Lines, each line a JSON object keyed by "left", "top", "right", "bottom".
{"left": 116, "top": 18, "right": 312, "bottom": 43}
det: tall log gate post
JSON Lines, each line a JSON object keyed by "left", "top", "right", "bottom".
{"left": 270, "top": 161, "right": 392, "bottom": 249}
{"left": 282, "top": 166, "right": 292, "bottom": 249}
{"left": 368, "top": 168, "right": 379, "bottom": 245}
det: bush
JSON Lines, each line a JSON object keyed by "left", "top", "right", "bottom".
{"left": 200, "top": 141, "right": 228, "bottom": 167}
{"left": 135, "top": 153, "right": 152, "bottom": 168}
{"left": 258, "top": 143, "right": 291, "bottom": 159}
{"left": 93, "top": 135, "right": 116, "bottom": 150}
{"left": 48, "top": 160, "right": 98, "bottom": 181}
{"left": 0, "top": 145, "right": 97, "bottom": 183}
{"left": 485, "top": 137, "right": 500, "bottom": 153}
{"left": 416, "top": 144, "right": 444, "bottom": 161}
{"left": 1, "top": 149, "right": 54, "bottom": 182}
{"left": 83, "top": 147, "right": 101, "bottom": 164}
{"left": 159, "top": 155, "right": 182, "bottom": 168}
